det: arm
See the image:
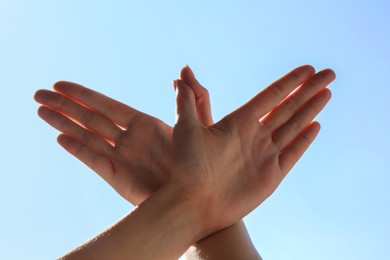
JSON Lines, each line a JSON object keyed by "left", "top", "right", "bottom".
{"left": 169, "top": 66, "right": 335, "bottom": 244}
{"left": 179, "top": 67, "right": 261, "bottom": 260}
{"left": 62, "top": 65, "right": 334, "bottom": 259}
{"left": 35, "top": 66, "right": 262, "bottom": 258}
{"left": 36, "top": 65, "right": 334, "bottom": 258}
{"left": 186, "top": 220, "right": 261, "bottom": 260}
{"left": 61, "top": 183, "right": 202, "bottom": 260}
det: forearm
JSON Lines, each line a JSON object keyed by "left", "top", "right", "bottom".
{"left": 61, "top": 183, "right": 202, "bottom": 260}
{"left": 186, "top": 220, "right": 261, "bottom": 260}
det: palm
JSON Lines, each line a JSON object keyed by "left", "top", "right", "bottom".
{"left": 35, "top": 83, "right": 171, "bottom": 204}
{"left": 106, "top": 114, "right": 173, "bottom": 204}
{"left": 34, "top": 66, "right": 211, "bottom": 205}
{"left": 172, "top": 65, "right": 335, "bottom": 230}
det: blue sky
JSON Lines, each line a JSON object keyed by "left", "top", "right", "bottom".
{"left": 1, "top": 1, "right": 389, "bottom": 259}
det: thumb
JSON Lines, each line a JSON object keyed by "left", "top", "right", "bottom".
{"left": 174, "top": 79, "right": 198, "bottom": 127}
{"left": 180, "top": 65, "right": 214, "bottom": 126}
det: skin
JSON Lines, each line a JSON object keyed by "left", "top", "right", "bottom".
{"left": 35, "top": 66, "right": 260, "bottom": 259}
{"left": 170, "top": 66, "right": 335, "bottom": 235}
{"left": 35, "top": 65, "right": 335, "bottom": 259}
{"left": 34, "top": 66, "right": 212, "bottom": 205}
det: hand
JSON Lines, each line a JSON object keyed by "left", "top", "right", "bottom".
{"left": 34, "top": 66, "right": 212, "bottom": 205}
{"left": 35, "top": 67, "right": 261, "bottom": 259}
{"left": 170, "top": 65, "right": 335, "bottom": 235}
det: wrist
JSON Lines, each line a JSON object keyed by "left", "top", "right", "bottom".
{"left": 165, "top": 178, "right": 224, "bottom": 241}
{"left": 61, "top": 180, "right": 208, "bottom": 260}
{"left": 158, "top": 181, "right": 207, "bottom": 243}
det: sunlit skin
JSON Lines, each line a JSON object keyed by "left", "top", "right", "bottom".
{"left": 35, "top": 65, "right": 335, "bottom": 259}
{"left": 170, "top": 66, "right": 335, "bottom": 234}
{"left": 35, "top": 66, "right": 261, "bottom": 259}
{"left": 34, "top": 66, "right": 213, "bottom": 205}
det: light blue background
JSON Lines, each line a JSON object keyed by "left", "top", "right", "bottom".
{"left": 1, "top": 1, "right": 389, "bottom": 259}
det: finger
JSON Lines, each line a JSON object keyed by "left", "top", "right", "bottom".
{"left": 180, "top": 65, "right": 214, "bottom": 126}
{"left": 273, "top": 88, "right": 331, "bottom": 150}
{"left": 262, "top": 69, "right": 336, "bottom": 131}
{"left": 174, "top": 79, "right": 198, "bottom": 127}
{"left": 279, "top": 121, "right": 321, "bottom": 175}
{"left": 53, "top": 81, "right": 139, "bottom": 128}
{"left": 38, "top": 106, "right": 114, "bottom": 156}
{"left": 57, "top": 134, "right": 115, "bottom": 182}
{"left": 240, "top": 65, "right": 316, "bottom": 119}
{"left": 35, "top": 89, "right": 122, "bottom": 142}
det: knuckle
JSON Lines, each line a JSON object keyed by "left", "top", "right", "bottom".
{"left": 306, "top": 98, "right": 320, "bottom": 113}
{"left": 200, "top": 87, "right": 209, "bottom": 97}
{"left": 57, "top": 114, "right": 68, "bottom": 129}
{"left": 283, "top": 97, "right": 296, "bottom": 111}
{"left": 81, "top": 130, "right": 93, "bottom": 144}
{"left": 290, "top": 71, "right": 301, "bottom": 83}
{"left": 72, "top": 141, "right": 84, "bottom": 156}
{"left": 289, "top": 120, "right": 301, "bottom": 133}
{"left": 56, "top": 95, "right": 67, "bottom": 110}
{"left": 80, "top": 110, "right": 95, "bottom": 125}
{"left": 269, "top": 82, "right": 285, "bottom": 100}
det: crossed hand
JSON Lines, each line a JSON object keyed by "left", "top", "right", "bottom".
{"left": 35, "top": 65, "right": 335, "bottom": 247}
{"left": 35, "top": 66, "right": 213, "bottom": 206}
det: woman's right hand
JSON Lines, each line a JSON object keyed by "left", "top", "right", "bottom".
{"left": 170, "top": 65, "right": 335, "bottom": 236}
